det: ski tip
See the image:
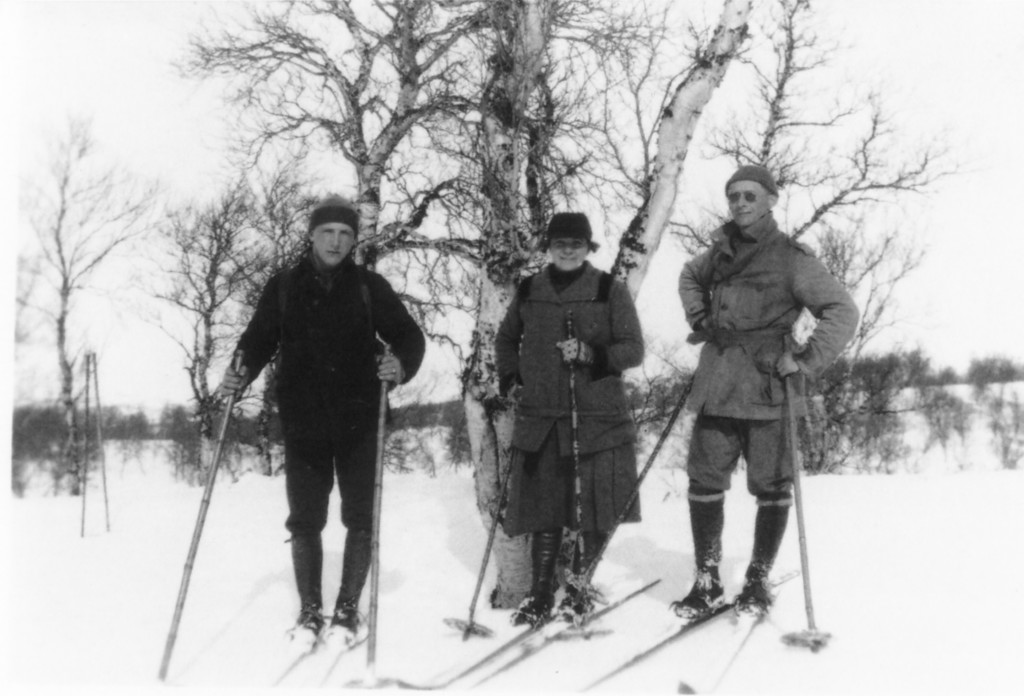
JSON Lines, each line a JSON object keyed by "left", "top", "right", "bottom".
{"left": 678, "top": 680, "right": 698, "bottom": 694}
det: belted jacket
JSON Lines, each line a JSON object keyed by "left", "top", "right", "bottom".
{"left": 495, "top": 262, "right": 645, "bottom": 456}
{"left": 678, "top": 214, "right": 859, "bottom": 420}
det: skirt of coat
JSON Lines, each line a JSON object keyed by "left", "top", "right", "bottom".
{"left": 502, "top": 427, "right": 641, "bottom": 537}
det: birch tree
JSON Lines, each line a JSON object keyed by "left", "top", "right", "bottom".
{"left": 153, "top": 182, "right": 259, "bottom": 450}
{"left": 22, "top": 117, "right": 156, "bottom": 493}
{"left": 461, "top": 0, "right": 753, "bottom": 605}
{"left": 186, "top": 0, "right": 754, "bottom": 603}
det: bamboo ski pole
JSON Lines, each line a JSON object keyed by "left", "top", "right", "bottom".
{"left": 91, "top": 353, "right": 111, "bottom": 532}
{"left": 365, "top": 349, "right": 392, "bottom": 684}
{"left": 781, "top": 373, "right": 831, "bottom": 652}
{"left": 158, "top": 351, "right": 244, "bottom": 681}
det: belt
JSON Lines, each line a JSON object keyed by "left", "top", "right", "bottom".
{"left": 686, "top": 325, "right": 790, "bottom": 347}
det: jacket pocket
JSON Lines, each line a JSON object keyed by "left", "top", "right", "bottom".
{"left": 748, "top": 340, "right": 784, "bottom": 405}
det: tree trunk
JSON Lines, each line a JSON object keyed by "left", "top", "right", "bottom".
{"left": 464, "top": 276, "right": 531, "bottom": 607}
{"left": 612, "top": 0, "right": 753, "bottom": 297}
{"left": 462, "top": 0, "right": 553, "bottom": 609}
{"left": 57, "top": 285, "right": 81, "bottom": 496}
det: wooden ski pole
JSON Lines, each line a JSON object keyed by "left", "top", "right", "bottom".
{"left": 565, "top": 312, "right": 586, "bottom": 580}
{"left": 578, "top": 373, "right": 695, "bottom": 591}
{"left": 158, "top": 351, "right": 244, "bottom": 681}
{"left": 781, "top": 373, "right": 832, "bottom": 652}
{"left": 443, "top": 459, "right": 513, "bottom": 640}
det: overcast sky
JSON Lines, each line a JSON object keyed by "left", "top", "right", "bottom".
{"left": 4, "top": 0, "right": 1024, "bottom": 412}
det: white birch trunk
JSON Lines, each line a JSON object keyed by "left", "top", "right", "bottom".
{"left": 464, "top": 0, "right": 552, "bottom": 608}
{"left": 463, "top": 275, "right": 529, "bottom": 606}
{"left": 613, "top": 0, "right": 753, "bottom": 298}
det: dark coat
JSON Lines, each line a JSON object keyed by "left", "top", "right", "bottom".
{"left": 495, "top": 262, "right": 644, "bottom": 456}
{"left": 678, "top": 214, "right": 859, "bottom": 420}
{"left": 235, "top": 255, "right": 425, "bottom": 440}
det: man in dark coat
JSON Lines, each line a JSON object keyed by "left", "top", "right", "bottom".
{"left": 674, "top": 165, "right": 858, "bottom": 617}
{"left": 217, "top": 194, "right": 425, "bottom": 644}
{"left": 495, "top": 212, "right": 644, "bottom": 627}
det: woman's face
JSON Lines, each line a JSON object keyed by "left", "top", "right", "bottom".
{"left": 549, "top": 238, "right": 589, "bottom": 271}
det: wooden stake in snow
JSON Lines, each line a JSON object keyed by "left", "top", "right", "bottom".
{"left": 90, "top": 352, "right": 111, "bottom": 533}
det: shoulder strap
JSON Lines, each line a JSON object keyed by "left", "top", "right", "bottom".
{"left": 516, "top": 276, "right": 533, "bottom": 302}
{"left": 278, "top": 268, "right": 291, "bottom": 319}
{"left": 356, "top": 264, "right": 375, "bottom": 337}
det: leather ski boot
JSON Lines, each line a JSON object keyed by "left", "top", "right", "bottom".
{"left": 671, "top": 489, "right": 725, "bottom": 620}
{"left": 736, "top": 501, "right": 790, "bottom": 616}
{"left": 511, "top": 529, "right": 561, "bottom": 628}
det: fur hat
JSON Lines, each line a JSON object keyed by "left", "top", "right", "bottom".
{"left": 309, "top": 195, "right": 359, "bottom": 234}
{"left": 725, "top": 165, "right": 778, "bottom": 197}
{"left": 545, "top": 212, "right": 598, "bottom": 250}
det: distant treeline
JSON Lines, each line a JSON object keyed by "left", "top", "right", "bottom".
{"left": 11, "top": 399, "right": 472, "bottom": 458}
{"left": 11, "top": 353, "right": 1024, "bottom": 495}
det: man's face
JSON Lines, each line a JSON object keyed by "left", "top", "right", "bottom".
{"left": 548, "top": 238, "right": 589, "bottom": 272}
{"left": 310, "top": 222, "right": 357, "bottom": 268}
{"left": 727, "top": 181, "right": 776, "bottom": 230}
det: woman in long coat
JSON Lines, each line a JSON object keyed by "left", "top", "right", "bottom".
{"left": 494, "top": 212, "right": 645, "bottom": 627}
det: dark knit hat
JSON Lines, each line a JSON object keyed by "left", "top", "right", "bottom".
{"left": 309, "top": 194, "right": 359, "bottom": 234}
{"left": 725, "top": 165, "right": 778, "bottom": 196}
{"left": 546, "top": 212, "right": 593, "bottom": 244}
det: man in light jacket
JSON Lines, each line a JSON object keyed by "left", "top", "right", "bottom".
{"left": 674, "top": 165, "right": 858, "bottom": 618}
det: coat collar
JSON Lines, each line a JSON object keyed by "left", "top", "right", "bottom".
{"left": 529, "top": 261, "right": 604, "bottom": 303}
{"left": 711, "top": 214, "right": 781, "bottom": 258}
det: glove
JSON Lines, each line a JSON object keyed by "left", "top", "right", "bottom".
{"left": 775, "top": 351, "right": 802, "bottom": 377}
{"left": 214, "top": 364, "right": 249, "bottom": 400}
{"left": 377, "top": 353, "right": 405, "bottom": 384}
{"left": 556, "top": 338, "right": 594, "bottom": 365}
{"left": 499, "top": 373, "right": 523, "bottom": 398}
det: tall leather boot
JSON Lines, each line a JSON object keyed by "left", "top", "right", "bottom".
{"left": 671, "top": 488, "right": 725, "bottom": 619}
{"left": 736, "top": 502, "right": 790, "bottom": 614}
{"left": 330, "top": 529, "right": 372, "bottom": 635}
{"left": 511, "top": 528, "right": 562, "bottom": 627}
{"left": 291, "top": 533, "right": 325, "bottom": 634}
{"left": 558, "top": 530, "right": 610, "bottom": 622}
{"left": 579, "top": 530, "right": 609, "bottom": 575}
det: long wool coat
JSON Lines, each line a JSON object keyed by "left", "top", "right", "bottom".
{"left": 235, "top": 255, "right": 426, "bottom": 440}
{"left": 678, "top": 214, "right": 859, "bottom": 420}
{"left": 495, "top": 262, "right": 644, "bottom": 534}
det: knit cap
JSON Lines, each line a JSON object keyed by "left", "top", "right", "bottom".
{"left": 309, "top": 195, "right": 359, "bottom": 234}
{"left": 725, "top": 165, "right": 778, "bottom": 196}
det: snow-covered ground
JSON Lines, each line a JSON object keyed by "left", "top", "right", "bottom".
{"left": 6, "top": 433, "right": 1024, "bottom": 695}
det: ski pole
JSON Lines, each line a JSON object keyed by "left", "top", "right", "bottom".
{"left": 781, "top": 373, "right": 831, "bottom": 652}
{"left": 91, "top": 352, "right": 111, "bottom": 532}
{"left": 365, "top": 347, "right": 393, "bottom": 684}
{"left": 158, "top": 351, "right": 244, "bottom": 681}
{"left": 565, "top": 312, "right": 586, "bottom": 581}
{"left": 443, "top": 456, "right": 513, "bottom": 640}
{"left": 577, "top": 372, "right": 694, "bottom": 591}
